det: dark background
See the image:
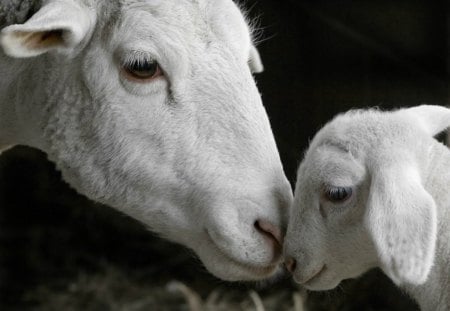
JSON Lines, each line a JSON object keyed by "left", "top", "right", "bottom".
{"left": 1, "top": 0, "right": 448, "bottom": 309}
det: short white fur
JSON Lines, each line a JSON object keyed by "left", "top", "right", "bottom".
{"left": 0, "top": 0, "right": 293, "bottom": 281}
{"left": 284, "top": 105, "right": 450, "bottom": 311}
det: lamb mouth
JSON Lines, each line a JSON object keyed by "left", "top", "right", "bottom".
{"left": 301, "top": 265, "right": 327, "bottom": 285}
{"left": 204, "top": 230, "right": 280, "bottom": 278}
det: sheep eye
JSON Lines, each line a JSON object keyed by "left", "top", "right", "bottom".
{"left": 325, "top": 186, "right": 353, "bottom": 203}
{"left": 123, "top": 59, "right": 162, "bottom": 81}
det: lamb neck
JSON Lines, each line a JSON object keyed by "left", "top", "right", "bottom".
{"left": 405, "top": 141, "right": 450, "bottom": 311}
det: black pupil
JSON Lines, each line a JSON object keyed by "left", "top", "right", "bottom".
{"left": 327, "top": 187, "right": 352, "bottom": 202}
{"left": 129, "top": 60, "right": 158, "bottom": 77}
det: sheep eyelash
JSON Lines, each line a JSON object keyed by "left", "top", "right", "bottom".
{"left": 121, "top": 50, "right": 157, "bottom": 67}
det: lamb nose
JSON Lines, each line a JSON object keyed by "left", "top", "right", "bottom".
{"left": 285, "top": 257, "right": 297, "bottom": 274}
{"left": 254, "top": 219, "right": 283, "bottom": 246}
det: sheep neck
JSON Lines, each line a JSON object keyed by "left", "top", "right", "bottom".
{"left": 0, "top": 52, "right": 47, "bottom": 151}
{"left": 0, "top": 53, "right": 19, "bottom": 148}
{"left": 405, "top": 141, "right": 450, "bottom": 311}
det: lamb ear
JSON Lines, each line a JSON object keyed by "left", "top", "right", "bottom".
{"left": 249, "top": 45, "right": 264, "bottom": 73}
{"left": 404, "top": 105, "right": 450, "bottom": 136}
{"left": 366, "top": 162, "right": 437, "bottom": 285}
{"left": 0, "top": 0, "right": 96, "bottom": 58}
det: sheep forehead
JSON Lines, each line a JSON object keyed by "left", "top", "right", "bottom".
{"left": 117, "top": 0, "right": 251, "bottom": 47}
{"left": 119, "top": 0, "right": 201, "bottom": 20}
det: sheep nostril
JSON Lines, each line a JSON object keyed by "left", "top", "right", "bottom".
{"left": 285, "top": 257, "right": 297, "bottom": 274}
{"left": 254, "top": 219, "right": 283, "bottom": 247}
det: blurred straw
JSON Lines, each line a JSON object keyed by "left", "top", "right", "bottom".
{"left": 249, "top": 290, "right": 265, "bottom": 311}
{"left": 167, "top": 281, "right": 203, "bottom": 311}
{"left": 204, "top": 289, "right": 221, "bottom": 308}
{"left": 293, "top": 291, "right": 306, "bottom": 311}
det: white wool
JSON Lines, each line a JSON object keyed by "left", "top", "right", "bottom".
{"left": 284, "top": 105, "right": 450, "bottom": 311}
{"left": 0, "top": 0, "right": 293, "bottom": 281}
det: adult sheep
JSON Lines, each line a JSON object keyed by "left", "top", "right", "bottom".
{"left": 0, "top": 0, "right": 293, "bottom": 281}
{"left": 284, "top": 105, "right": 450, "bottom": 310}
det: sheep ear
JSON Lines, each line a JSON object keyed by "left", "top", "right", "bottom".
{"left": 366, "top": 162, "right": 437, "bottom": 285}
{"left": 249, "top": 45, "right": 264, "bottom": 73}
{"left": 404, "top": 105, "right": 450, "bottom": 136}
{"left": 0, "top": 0, "right": 96, "bottom": 58}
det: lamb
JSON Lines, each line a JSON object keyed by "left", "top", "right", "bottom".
{"left": 0, "top": 0, "right": 293, "bottom": 281}
{"left": 283, "top": 105, "right": 450, "bottom": 311}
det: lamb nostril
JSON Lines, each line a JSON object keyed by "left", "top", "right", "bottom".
{"left": 254, "top": 219, "right": 283, "bottom": 246}
{"left": 285, "top": 257, "right": 297, "bottom": 274}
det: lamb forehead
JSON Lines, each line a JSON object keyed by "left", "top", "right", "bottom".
{"left": 302, "top": 108, "right": 422, "bottom": 183}
{"left": 309, "top": 109, "right": 399, "bottom": 156}
{"left": 297, "top": 110, "right": 385, "bottom": 187}
{"left": 298, "top": 143, "right": 363, "bottom": 191}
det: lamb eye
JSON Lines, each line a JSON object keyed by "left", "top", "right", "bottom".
{"left": 325, "top": 186, "right": 353, "bottom": 203}
{"left": 123, "top": 59, "right": 162, "bottom": 81}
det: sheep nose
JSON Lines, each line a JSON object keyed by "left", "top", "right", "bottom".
{"left": 285, "top": 257, "right": 297, "bottom": 274}
{"left": 254, "top": 220, "right": 283, "bottom": 263}
{"left": 254, "top": 219, "right": 283, "bottom": 247}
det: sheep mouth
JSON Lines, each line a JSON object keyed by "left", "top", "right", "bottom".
{"left": 204, "top": 230, "right": 281, "bottom": 278}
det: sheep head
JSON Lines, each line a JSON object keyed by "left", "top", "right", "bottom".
{"left": 284, "top": 105, "right": 450, "bottom": 289}
{"left": 0, "top": 0, "right": 292, "bottom": 281}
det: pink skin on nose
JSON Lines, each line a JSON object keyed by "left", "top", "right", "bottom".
{"left": 254, "top": 219, "right": 284, "bottom": 263}
{"left": 285, "top": 257, "right": 297, "bottom": 273}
